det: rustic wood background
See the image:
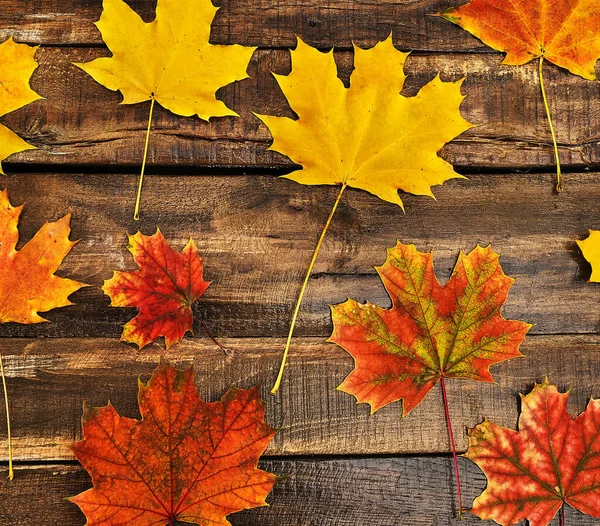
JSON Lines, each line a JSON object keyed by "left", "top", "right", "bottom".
{"left": 1, "top": 0, "right": 600, "bottom": 524}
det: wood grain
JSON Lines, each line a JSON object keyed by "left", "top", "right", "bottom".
{"left": 1, "top": 334, "right": 599, "bottom": 461}
{"left": 0, "top": 459, "right": 592, "bottom": 525}
{"left": 2, "top": 47, "right": 599, "bottom": 170}
{"left": 0, "top": 0, "right": 492, "bottom": 49}
{"left": 0, "top": 171, "right": 599, "bottom": 339}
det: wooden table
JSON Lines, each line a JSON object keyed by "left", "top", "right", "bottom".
{"left": 1, "top": 1, "right": 600, "bottom": 524}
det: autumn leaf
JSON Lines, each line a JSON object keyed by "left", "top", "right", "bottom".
{"left": 0, "top": 37, "right": 43, "bottom": 174}
{"left": 330, "top": 241, "right": 531, "bottom": 516}
{"left": 0, "top": 188, "right": 86, "bottom": 480}
{"left": 440, "top": 0, "right": 600, "bottom": 191}
{"left": 71, "top": 360, "right": 277, "bottom": 525}
{"left": 256, "top": 36, "right": 473, "bottom": 393}
{"left": 577, "top": 229, "right": 600, "bottom": 282}
{"left": 103, "top": 229, "right": 210, "bottom": 349}
{"left": 466, "top": 380, "right": 600, "bottom": 525}
{"left": 75, "top": 0, "right": 256, "bottom": 219}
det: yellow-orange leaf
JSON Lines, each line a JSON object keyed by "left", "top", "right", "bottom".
{"left": 75, "top": 0, "right": 256, "bottom": 120}
{"left": 256, "top": 36, "right": 473, "bottom": 209}
{"left": 0, "top": 189, "right": 86, "bottom": 324}
{"left": 577, "top": 229, "right": 600, "bottom": 282}
{"left": 0, "top": 37, "right": 42, "bottom": 174}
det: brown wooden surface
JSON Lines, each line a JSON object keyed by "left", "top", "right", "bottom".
{"left": 0, "top": 0, "right": 496, "bottom": 48}
{"left": 2, "top": 0, "right": 600, "bottom": 524}
{"left": 2, "top": 459, "right": 596, "bottom": 526}
{"left": 1, "top": 335, "right": 600, "bottom": 462}
{"left": 1, "top": 47, "right": 599, "bottom": 171}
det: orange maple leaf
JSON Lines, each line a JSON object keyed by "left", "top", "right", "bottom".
{"left": 0, "top": 189, "right": 86, "bottom": 324}
{"left": 466, "top": 380, "right": 600, "bottom": 526}
{"left": 103, "top": 230, "right": 210, "bottom": 349}
{"left": 440, "top": 0, "right": 600, "bottom": 191}
{"left": 330, "top": 242, "right": 531, "bottom": 415}
{"left": 0, "top": 187, "right": 86, "bottom": 480}
{"left": 71, "top": 360, "right": 277, "bottom": 526}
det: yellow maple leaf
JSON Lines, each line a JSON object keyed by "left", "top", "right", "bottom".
{"left": 75, "top": 0, "right": 256, "bottom": 219}
{"left": 256, "top": 36, "right": 473, "bottom": 393}
{"left": 578, "top": 230, "right": 600, "bottom": 282}
{"left": 0, "top": 37, "right": 43, "bottom": 174}
{"left": 257, "top": 37, "right": 473, "bottom": 208}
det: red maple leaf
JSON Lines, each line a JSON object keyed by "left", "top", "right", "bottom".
{"left": 71, "top": 361, "right": 277, "bottom": 525}
{"left": 466, "top": 380, "right": 600, "bottom": 525}
{"left": 103, "top": 229, "right": 210, "bottom": 349}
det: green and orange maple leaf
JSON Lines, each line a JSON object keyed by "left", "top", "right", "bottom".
{"left": 330, "top": 242, "right": 531, "bottom": 414}
{"left": 466, "top": 380, "right": 600, "bottom": 525}
{"left": 0, "top": 188, "right": 86, "bottom": 480}
{"left": 440, "top": 0, "right": 600, "bottom": 190}
{"left": 103, "top": 230, "right": 210, "bottom": 349}
{"left": 329, "top": 241, "right": 531, "bottom": 516}
{"left": 71, "top": 360, "right": 277, "bottom": 525}
{"left": 257, "top": 36, "right": 473, "bottom": 393}
{"left": 0, "top": 37, "right": 42, "bottom": 173}
{"left": 76, "top": 0, "right": 256, "bottom": 219}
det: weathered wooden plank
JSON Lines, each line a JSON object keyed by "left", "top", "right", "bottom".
{"left": 0, "top": 459, "right": 591, "bottom": 525}
{"left": 0, "top": 171, "right": 599, "bottom": 338}
{"left": 0, "top": 0, "right": 492, "bottom": 50}
{"left": 1, "top": 334, "right": 599, "bottom": 461}
{"left": 3, "top": 47, "right": 599, "bottom": 170}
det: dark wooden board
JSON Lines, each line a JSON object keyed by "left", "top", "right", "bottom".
{"left": 0, "top": 171, "right": 599, "bottom": 339}
{"left": 2, "top": 47, "right": 599, "bottom": 171}
{"left": 0, "top": 459, "right": 591, "bottom": 525}
{"left": 0, "top": 0, "right": 492, "bottom": 49}
{"left": 1, "top": 334, "right": 599, "bottom": 461}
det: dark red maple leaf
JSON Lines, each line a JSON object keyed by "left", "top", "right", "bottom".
{"left": 103, "top": 229, "right": 210, "bottom": 349}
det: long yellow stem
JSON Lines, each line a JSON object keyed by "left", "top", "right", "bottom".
{"left": 1, "top": 353, "right": 13, "bottom": 480}
{"left": 539, "top": 56, "right": 563, "bottom": 192}
{"left": 134, "top": 96, "right": 156, "bottom": 221}
{"left": 271, "top": 183, "right": 347, "bottom": 394}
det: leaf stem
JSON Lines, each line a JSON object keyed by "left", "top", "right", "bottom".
{"left": 201, "top": 320, "right": 233, "bottom": 357}
{"left": 538, "top": 56, "right": 563, "bottom": 192}
{"left": 561, "top": 503, "right": 565, "bottom": 526}
{"left": 270, "top": 183, "right": 347, "bottom": 394}
{"left": 1, "top": 352, "right": 13, "bottom": 480}
{"left": 440, "top": 377, "right": 462, "bottom": 519}
{"left": 134, "top": 96, "right": 156, "bottom": 221}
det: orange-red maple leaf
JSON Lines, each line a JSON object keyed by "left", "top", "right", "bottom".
{"left": 441, "top": 0, "right": 600, "bottom": 80}
{"left": 440, "top": 0, "right": 600, "bottom": 191}
{"left": 466, "top": 380, "right": 600, "bottom": 526}
{"left": 330, "top": 242, "right": 531, "bottom": 414}
{"left": 103, "top": 230, "right": 210, "bottom": 349}
{"left": 71, "top": 361, "right": 277, "bottom": 526}
{"left": 0, "top": 188, "right": 86, "bottom": 324}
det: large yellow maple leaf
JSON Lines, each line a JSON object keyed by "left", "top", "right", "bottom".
{"left": 257, "top": 37, "right": 473, "bottom": 208}
{"left": 256, "top": 36, "right": 473, "bottom": 393}
{"left": 0, "top": 37, "right": 43, "bottom": 174}
{"left": 76, "top": 0, "right": 256, "bottom": 218}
